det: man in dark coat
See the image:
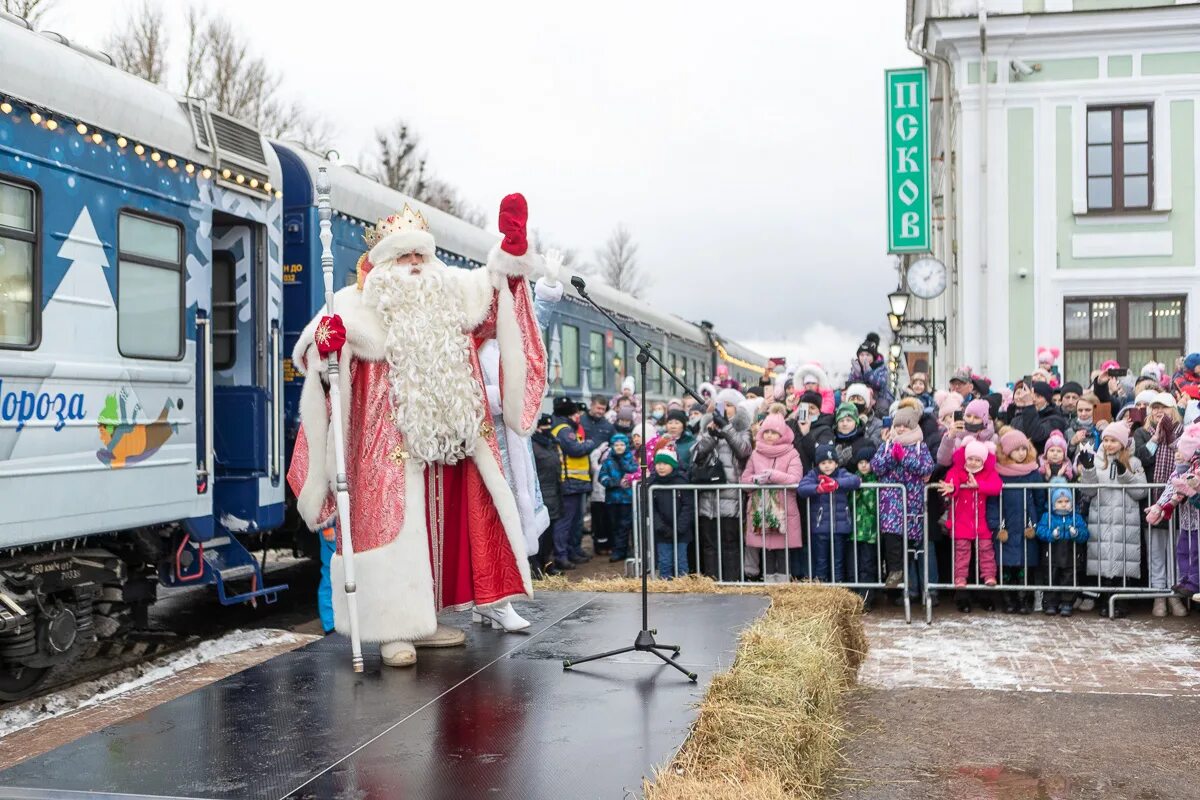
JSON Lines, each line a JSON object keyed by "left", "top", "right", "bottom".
{"left": 1008, "top": 381, "right": 1068, "bottom": 453}
{"left": 531, "top": 414, "right": 564, "bottom": 575}
{"left": 550, "top": 397, "right": 598, "bottom": 568}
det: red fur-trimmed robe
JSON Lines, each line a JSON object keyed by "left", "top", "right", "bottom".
{"left": 287, "top": 246, "right": 547, "bottom": 644}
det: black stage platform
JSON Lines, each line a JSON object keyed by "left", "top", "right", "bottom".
{"left": 0, "top": 592, "right": 768, "bottom": 800}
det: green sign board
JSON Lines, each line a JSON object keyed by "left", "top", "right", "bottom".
{"left": 885, "top": 67, "right": 931, "bottom": 254}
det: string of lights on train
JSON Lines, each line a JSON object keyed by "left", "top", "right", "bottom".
{"left": 0, "top": 93, "right": 280, "bottom": 199}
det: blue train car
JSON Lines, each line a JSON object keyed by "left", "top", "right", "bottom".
{"left": 0, "top": 17, "right": 287, "bottom": 696}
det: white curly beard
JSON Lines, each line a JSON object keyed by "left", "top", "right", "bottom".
{"left": 363, "top": 261, "right": 484, "bottom": 465}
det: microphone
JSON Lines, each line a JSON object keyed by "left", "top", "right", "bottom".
{"left": 570, "top": 275, "right": 587, "bottom": 293}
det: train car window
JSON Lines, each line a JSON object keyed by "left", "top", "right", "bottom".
{"left": 117, "top": 212, "right": 183, "bottom": 360}
{"left": 0, "top": 178, "right": 37, "bottom": 348}
{"left": 212, "top": 253, "right": 237, "bottom": 370}
{"left": 650, "top": 347, "right": 662, "bottom": 393}
{"left": 613, "top": 339, "right": 626, "bottom": 385}
{"left": 588, "top": 331, "right": 605, "bottom": 391}
{"left": 562, "top": 324, "right": 579, "bottom": 388}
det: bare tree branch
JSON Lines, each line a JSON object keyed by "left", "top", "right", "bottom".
{"left": 106, "top": 0, "right": 167, "bottom": 84}
{"left": 595, "top": 224, "right": 649, "bottom": 298}
{"left": 1, "top": 0, "right": 56, "bottom": 26}
{"left": 370, "top": 121, "right": 427, "bottom": 195}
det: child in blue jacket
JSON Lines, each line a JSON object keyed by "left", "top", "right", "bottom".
{"left": 1036, "top": 482, "right": 1090, "bottom": 616}
{"left": 598, "top": 433, "right": 639, "bottom": 562}
{"left": 797, "top": 443, "right": 862, "bottom": 582}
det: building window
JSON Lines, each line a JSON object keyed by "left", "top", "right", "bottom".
{"left": 588, "top": 330, "right": 605, "bottom": 391}
{"left": 1087, "top": 104, "right": 1152, "bottom": 212}
{"left": 613, "top": 338, "right": 626, "bottom": 386}
{"left": 1063, "top": 296, "right": 1183, "bottom": 383}
{"left": 212, "top": 253, "right": 237, "bottom": 370}
{"left": 650, "top": 347, "right": 662, "bottom": 394}
{"left": 562, "top": 324, "right": 579, "bottom": 388}
{"left": 0, "top": 178, "right": 37, "bottom": 348}
{"left": 118, "top": 212, "right": 183, "bottom": 359}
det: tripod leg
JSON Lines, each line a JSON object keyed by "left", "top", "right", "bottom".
{"left": 650, "top": 648, "right": 697, "bottom": 681}
{"left": 564, "top": 645, "right": 638, "bottom": 669}
{"left": 650, "top": 644, "right": 682, "bottom": 654}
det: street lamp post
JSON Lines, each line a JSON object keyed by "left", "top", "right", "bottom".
{"left": 884, "top": 287, "right": 946, "bottom": 388}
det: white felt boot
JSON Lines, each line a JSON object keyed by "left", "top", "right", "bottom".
{"left": 380, "top": 640, "right": 417, "bottom": 667}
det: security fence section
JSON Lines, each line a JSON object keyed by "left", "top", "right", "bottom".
{"left": 633, "top": 483, "right": 916, "bottom": 624}
{"left": 920, "top": 481, "right": 1182, "bottom": 623}
{"left": 628, "top": 480, "right": 1186, "bottom": 626}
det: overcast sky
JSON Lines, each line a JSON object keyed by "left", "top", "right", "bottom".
{"left": 37, "top": 0, "right": 917, "bottom": 369}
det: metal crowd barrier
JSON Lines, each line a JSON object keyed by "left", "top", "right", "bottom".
{"left": 920, "top": 480, "right": 1180, "bottom": 623}
{"left": 631, "top": 481, "right": 918, "bottom": 624}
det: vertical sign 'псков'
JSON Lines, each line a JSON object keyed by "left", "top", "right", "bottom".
{"left": 885, "top": 67, "right": 931, "bottom": 254}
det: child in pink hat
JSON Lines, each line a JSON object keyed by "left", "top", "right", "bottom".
{"left": 940, "top": 439, "right": 1002, "bottom": 589}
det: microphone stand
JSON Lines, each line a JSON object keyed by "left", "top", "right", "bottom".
{"left": 562, "top": 276, "right": 704, "bottom": 682}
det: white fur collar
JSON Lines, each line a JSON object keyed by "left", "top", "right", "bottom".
{"left": 292, "top": 285, "right": 387, "bottom": 373}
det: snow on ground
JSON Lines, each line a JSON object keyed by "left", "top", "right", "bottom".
{"left": 0, "top": 629, "right": 302, "bottom": 738}
{"left": 860, "top": 615, "right": 1200, "bottom": 696}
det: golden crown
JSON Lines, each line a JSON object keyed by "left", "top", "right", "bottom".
{"left": 362, "top": 204, "right": 429, "bottom": 248}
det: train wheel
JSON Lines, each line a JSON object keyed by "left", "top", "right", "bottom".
{"left": 0, "top": 663, "right": 50, "bottom": 702}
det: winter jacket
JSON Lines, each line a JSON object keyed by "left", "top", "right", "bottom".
{"left": 796, "top": 468, "right": 862, "bottom": 538}
{"left": 852, "top": 472, "right": 879, "bottom": 544}
{"left": 740, "top": 444, "right": 805, "bottom": 548}
{"left": 532, "top": 432, "right": 564, "bottom": 522}
{"left": 986, "top": 470, "right": 1045, "bottom": 569}
{"left": 869, "top": 439, "right": 935, "bottom": 541}
{"left": 936, "top": 419, "right": 998, "bottom": 467}
{"left": 1080, "top": 450, "right": 1147, "bottom": 578}
{"left": 1150, "top": 462, "right": 1200, "bottom": 531}
{"left": 589, "top": 442, "right": 610, "bottom": 503}
{"left": 552, "top": 415, "right": 598, "bottom": 495}
{"left": 647, "top": 470, "right": 695, "bottom": 543}
{"left": 1007, "top": 404, "right": 1069, "bottom": 453}
{"left": 944, "top": 450, "right": 1003, "bottom": 540}
{"left": 598, "top": 446, "right": 638, "bottom": 505}
{"left": 788, "top": 413, "right": 834, "bottom": 472}
{"left": 849, "top": 358, "right": 893, "bottom": 416}
{"left": 664, "top": 429, "right": 697, "bottom": 474}
{"left": 580, "top": 412, "right": 615, "bottom": 449}
{"left": 1036, "top": 510, "right": 1090, "bottom": 543}
{"left": 692, "top": 408, "right": 753, "bottom": 518}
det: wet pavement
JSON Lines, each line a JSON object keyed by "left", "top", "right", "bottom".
{"left": 837, "top": 607, "right": 1200, "bottom": 799}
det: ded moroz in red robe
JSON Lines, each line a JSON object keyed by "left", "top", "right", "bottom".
{"left": 287, "top": 238, "right": 547, "bottom": 645}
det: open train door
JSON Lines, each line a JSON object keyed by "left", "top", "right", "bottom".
{"left": 173, "top": 208, "right": 287, "bottom": 605}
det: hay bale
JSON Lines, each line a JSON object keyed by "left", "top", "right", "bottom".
{"left": 537, "top": 577, "right": 866, "bottom": 798}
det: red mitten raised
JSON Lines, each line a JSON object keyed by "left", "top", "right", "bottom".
{"left": 498, "top": 193, "right": 529, "bottom": 256}
{"left": 817, "top": 474, "right": 839, "bottom": 494}
{"left": 891, "top": 442, "right": 906, "bottom": 462}
{"left": 313, "top": 314, "right": 346, "bottom": 357}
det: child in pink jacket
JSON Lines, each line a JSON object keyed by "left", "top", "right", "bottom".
{"left": 940, "top": 439, "right": 1003, "bottom": 587}
{"left": 741, "top": 412, "right": 805, "bottom": 577}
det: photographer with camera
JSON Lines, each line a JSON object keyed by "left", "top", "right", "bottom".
{"left": 692, "top": 392, "right": 753, "bottom": 581}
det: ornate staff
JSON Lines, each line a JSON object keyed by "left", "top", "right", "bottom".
{"left": 316, "top": 167, "right": 364, "bottom": 672}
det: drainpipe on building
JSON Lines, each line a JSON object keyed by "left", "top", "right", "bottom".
{"left": 907, "top": 20, "right": 955, "bottom": 380}
{"left": 978, "top": 2, "right": 989, "bottom": 375}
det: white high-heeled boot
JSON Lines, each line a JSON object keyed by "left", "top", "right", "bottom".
{"left": 471, "top": 602, "right": 531, "bottom": 632}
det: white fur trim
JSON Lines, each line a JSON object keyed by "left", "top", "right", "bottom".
{"left": 795, "top": 361, "right": 830, "bottom": 389}
{"left": 534, "top": 277, "right": 564, "bottom": 303}
{"left": 486, "top": 242, "right": 544, "bottom": 279}
{"left": 292, "top": 285, "right": 387, "bottom": 375}
{"left": 368, "top": 230, "right": 436, "bottom": 266}
{"left": 495, "top": 282, "right": 537, "bottom": 435}
{"left": 331, "top": 459, "right": 437, "bottom": 643}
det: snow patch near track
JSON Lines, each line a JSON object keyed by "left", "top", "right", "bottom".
{"left": 0, "top": 628, "right": 302, "bottom": 738}
{"left": 860, "top": 615, "right": 1200, "bottom": 696}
